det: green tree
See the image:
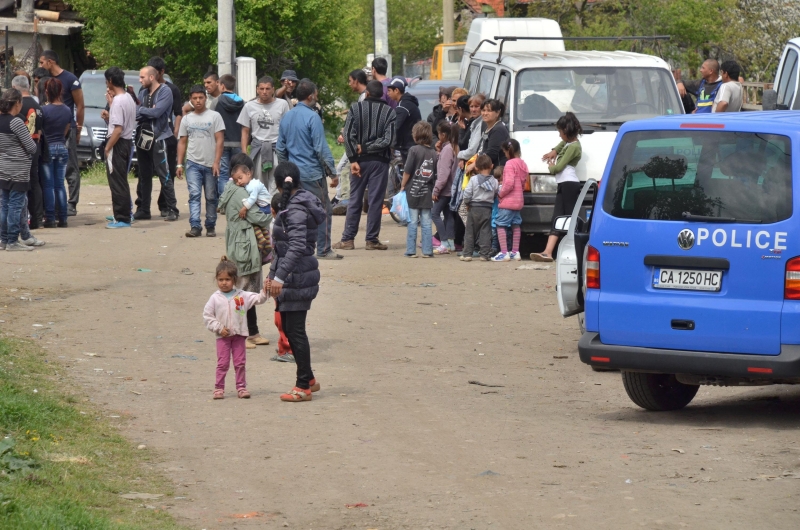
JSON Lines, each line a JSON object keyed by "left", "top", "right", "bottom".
{"left": 387, "top": 0, "right": 443, "bottom": 62}
{"left": 72, "top": 0, "right": 369, "bottom": 101}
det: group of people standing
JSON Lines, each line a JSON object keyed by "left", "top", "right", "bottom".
{"left": 0, "top": 50, "right": 86, "bottom": 250}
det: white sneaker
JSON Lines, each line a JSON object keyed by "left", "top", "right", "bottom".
{"left": 21, "top": 236, "right": 45, "bottom": 247}
{"left": 509, "top": 251, "right": 521, "bottom": 261}
{"left": 6, "top": 242, "right": 33, "bottom": 252}
{"left": 491, "top": 252, "right": 511, "bottom": 262}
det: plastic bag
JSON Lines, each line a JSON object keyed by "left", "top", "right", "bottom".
{"left": 390, "top": 191, "right": 411, "bottom": 223}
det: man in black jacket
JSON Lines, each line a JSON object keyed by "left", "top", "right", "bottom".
{"left": 214, "top": 74, "right": 244, "bottom": 195}
{"left": 147, "top": 57, "right": 183, "bottom": 217}
{"left": 333, "top": 80, "right": 396, "bottom": 251}
{"left": 386, "top": 76, "right": 420, "bottom": 162}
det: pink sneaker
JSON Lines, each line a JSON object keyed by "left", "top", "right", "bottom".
{"left": 432, "top": 236, "right": 441, "bottom": 247}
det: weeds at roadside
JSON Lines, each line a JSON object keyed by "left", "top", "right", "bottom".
{"left": 0, "top": 337, "right": 184, "bottom": 529}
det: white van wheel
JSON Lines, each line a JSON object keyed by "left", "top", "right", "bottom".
{"left": 622, "top": 372, "right": 699, "bottom": 411}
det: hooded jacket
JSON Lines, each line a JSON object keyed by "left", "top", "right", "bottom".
{"left": 203, "top": 288, "right": 268, "bottom": 337}
{"left": 218, "top": 183, "right": 271, "bottom": 277}
{"left": 394, "top": 92, "right": 421, "bottom": 154}
{"left": 269, "top": 189, "right": 326, "bottom": 312}
{"left": 463, "top": 173, "right": 498, "bottom": 209}
{"left": 215, "top": 92, "right": 245, "bottom": 147}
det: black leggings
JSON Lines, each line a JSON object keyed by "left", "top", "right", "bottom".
{"left": 550, "top": 181, "right": 583, "bottom": 236}
{"left": 280, "top": 310, "right": 314, "bottom": 390}
{"left": 247, "top": 307, "right": 259, "bottom": 336}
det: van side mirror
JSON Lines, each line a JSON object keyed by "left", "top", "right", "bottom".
{"left": 762, "top": 89, "right": 778, "bottom": 111}
{"left": 552, "top": 215, "right": 571, "bottom": 233}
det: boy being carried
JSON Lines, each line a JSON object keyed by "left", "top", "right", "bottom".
{"left": 232, "top": 163, "right": 272, "bottom": 263}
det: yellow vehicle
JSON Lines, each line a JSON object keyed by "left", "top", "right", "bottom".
{"left": 431, "top": 42, "right": 465, "bottom": 80}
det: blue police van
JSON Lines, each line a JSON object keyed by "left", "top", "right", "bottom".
{"left": 554, "top": 112, "right": 799, "bottom": 410}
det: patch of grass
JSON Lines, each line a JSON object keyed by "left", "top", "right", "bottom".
{"left": 81, "top": 163, "right": 135, "bottom": 186}
{"left": 0, "top": 337, "right": 185, "bottom": 529}
{"left": 326, "top": 131, "right": 345, "bottom": 162}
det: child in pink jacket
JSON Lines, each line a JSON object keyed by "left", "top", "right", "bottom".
{"left": 203, "top": 256, "right": 269, "bottom": 400}
{"left": 493, "top": 140, "right": 528, "bottom": 262}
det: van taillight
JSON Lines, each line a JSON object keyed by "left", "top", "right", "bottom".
{"left": 785, "top": 257, "right": 800, "bottom": 299}
{"left": 586, "top": 246, "right": 600, "bottom": 289}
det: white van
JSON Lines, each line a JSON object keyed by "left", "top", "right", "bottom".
{"left": 462, "top": 31, "right": 684, "bottom": 234}
{"left": 765, "top": 38, "right": 800, "bottom": 110}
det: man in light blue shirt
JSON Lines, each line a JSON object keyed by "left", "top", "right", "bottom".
{"left": 277, "top": 79, "right": 341, "bottom": 259}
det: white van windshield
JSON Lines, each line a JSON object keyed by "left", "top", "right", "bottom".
{"left": 514, "top": 67, "right": 682, "bottom": 126}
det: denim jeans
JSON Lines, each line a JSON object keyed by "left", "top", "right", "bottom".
{"left": 41, "top": 143, "right": 69, "bottom": 222}
{"left": 300, "top": 177, "right": 333, "bottom": 256}
{"left": 407, "top": 208, "right": 432, "bottom": 256}
{"left": 185, "top": 160, "right": 218, "bottom": 229}
{"left": 0, "top": 189, "right": 27, "bottom": 244}
{"left": 218, "top": 146, "right": 242, "bottom": 196}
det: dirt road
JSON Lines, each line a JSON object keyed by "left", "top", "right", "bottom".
{"left": 2, "top": 182, "right": 799, "bottom": 529}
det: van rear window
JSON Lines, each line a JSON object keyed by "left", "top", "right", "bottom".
{"left": 602, "top": 131, "right": 792, "bottom": 223}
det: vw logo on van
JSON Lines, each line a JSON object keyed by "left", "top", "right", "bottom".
{"left": 677, "top": 229, "right": 695, "bottom": 251}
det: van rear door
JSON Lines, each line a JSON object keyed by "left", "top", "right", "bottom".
{"left": 596, "top": 129, "right": 793, "bottom": 355}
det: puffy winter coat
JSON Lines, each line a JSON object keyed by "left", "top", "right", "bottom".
{"left": 269, "top": 189, "right": 326, "bottom": 311}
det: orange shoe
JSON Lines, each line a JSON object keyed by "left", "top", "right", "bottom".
{"left": 308, "top": 378, "right": 321, "bottom": 393}
{"left": 280, "top": 387, "right": 312, "bottom": 402}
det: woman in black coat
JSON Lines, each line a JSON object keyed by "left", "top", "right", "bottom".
{"left": 267, "top": 162, "right": 327, "bottom": 402}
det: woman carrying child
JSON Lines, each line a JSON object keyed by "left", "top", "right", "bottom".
{"left": 401, "top": 122, "right": 438, "bottom": 258}
{"left": 532, "top": 112, "right": 583, "bottom": 262}
{"left": 217, "top": 153, "right": 272, "bottom": 349}
{"left": 267, "top": 162, "right": 325, "bottom": 402}
{"left": 492, "top": 139, "right": 528, "bottom": 262}
{"left": 432, "top": 121, "right": 458, "bottom": 254}
{"left": 203, "top": 257, "right": 270, "bottom": 399}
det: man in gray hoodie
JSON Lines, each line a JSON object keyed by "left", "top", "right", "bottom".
{"left": 134, "top": 66, "right": 179, "bottom": 221}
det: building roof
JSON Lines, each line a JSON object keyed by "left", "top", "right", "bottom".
{"left": 462, "top": 0, "right": 505, "bottom": 17}
{"left": 0, "top": 18, "right": 83, "bottom": 36}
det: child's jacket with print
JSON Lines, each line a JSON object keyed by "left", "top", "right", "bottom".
{"left": 203, "top": 289, "right": 268, "bottom": 337}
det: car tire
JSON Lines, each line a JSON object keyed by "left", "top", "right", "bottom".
{"left": 621, "top": 372, "right": 699, "bottom": 411}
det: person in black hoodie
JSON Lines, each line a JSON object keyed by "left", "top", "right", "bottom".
{"left": 215, "top": 74, "right": 245, "bottom": 195}
{"left": 386, "top": 76, "right": 420, "bottom": 162}
{"left": 267, "top": 162, "right": 326, "bottom": 402}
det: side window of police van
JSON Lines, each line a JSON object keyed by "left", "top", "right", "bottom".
{"left": 464, "top": 64, "right": 480, "bottom": 94}
{"left": 777, "top": 48, "right": 798, "bottom": 109}
{"left": 495, "top": 70, "right": 511, "bottom": 122}
{"left": 477, "top": 67, "right": 496, "bottom": 98}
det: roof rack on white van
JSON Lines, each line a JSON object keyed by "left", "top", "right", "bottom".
{"left": 474, "top": 35, "right": 671, "bottom": 64}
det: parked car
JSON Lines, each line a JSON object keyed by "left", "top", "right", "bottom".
{"left": 77, "top": 69, "right": 172, "bottom": 166}
{"left": 555, "top": 111, "right": 800, "bottom": 411}
{"left": 407, "top": 79, "right": 464, "bottom": 121}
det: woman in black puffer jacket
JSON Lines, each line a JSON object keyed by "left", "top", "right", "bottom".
{"left": 267, "top": 162, "right": 327, "bottom": 402}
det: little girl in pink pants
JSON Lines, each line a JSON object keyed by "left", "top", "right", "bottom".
{"left": 203, "top": 256, "right": 269, "bottom": 399}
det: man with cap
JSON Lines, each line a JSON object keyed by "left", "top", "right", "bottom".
{"left": 333, "top": 80, "right": 396, "bottom": 251}
{"left": 276, "top": 70, "right": 299, "bottom": 109}
{"left": 386, "top": 75, "right": 420, "bottom": 163}
{"left": 427, "top": 85, "right": 457, "bottom": 134}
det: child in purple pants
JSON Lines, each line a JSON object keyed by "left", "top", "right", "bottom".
{"left": 203, "top": 256, "right": 269, "bottom": 399}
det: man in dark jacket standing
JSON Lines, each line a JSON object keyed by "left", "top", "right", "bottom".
{"left": 147, "top": 57, "right": 183, "bottom": 218}
{"left": 333, "top": 80, "right": 396, "bottom": 251}
{"left": 214, "top": 74, "right": 244, "bottom": 195}
{"left": 134, "top": 66, "right": 179, "bottom": 221}
{"left": 386, "top": 76, "right": 420, "bottom": 162}
{"left": 427, "top": 85, "right": 457, "bottom": 134}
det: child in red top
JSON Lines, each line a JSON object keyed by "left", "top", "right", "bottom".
{"left": 493, "top": 139, "right": 528, "bottom": 261}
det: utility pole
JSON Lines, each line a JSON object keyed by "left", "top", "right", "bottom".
{"left": 443, "top": 0, "right": 454, "bottom": 44}
{"left": 373, "top": 0, "right": 391, "bottom": 76}
{"left": 18, "top": 0, "right": 34, "bottom": 23}
{"left": 217, "top": 0, "right": 235, "bottom": 76}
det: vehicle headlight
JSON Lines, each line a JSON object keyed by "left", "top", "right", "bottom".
{"left": 531, "top": 174, "right": 558, "bottom": 193}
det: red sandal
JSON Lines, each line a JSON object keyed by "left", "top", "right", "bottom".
{"left": 213, "top": 389, "right": 224, "bottom": 400}
{"left": 280, "top": 387, "right": 311, "bottom": 402}
{"left": 308, "top": 378, "right": 321, "bottom": 393}
{"left": 237, "top": 388, "right": 251, "bottom": 399}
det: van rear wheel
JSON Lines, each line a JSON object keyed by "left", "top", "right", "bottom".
{"left": 621, "top": 372, "right": 699, "bottom": 411}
